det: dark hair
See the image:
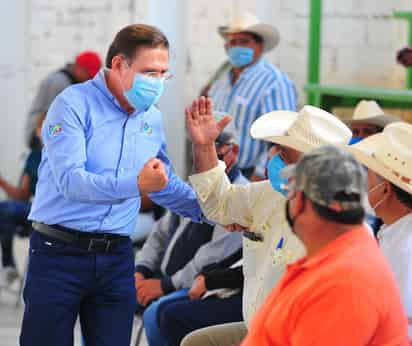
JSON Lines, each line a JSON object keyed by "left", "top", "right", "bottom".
{"left": 105, "top": 24, "right": 169, "bottom": 68}
{"left": 311, "top": 200, "right": 365, "bottom": 225}
{"left": 393, "top": 183, "right": 412, "bottom": 209}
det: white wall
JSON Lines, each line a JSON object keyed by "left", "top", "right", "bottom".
{"left": 2, "top": 0, "right": 411, "bottom": 184}
{"left": 145, "top": 0, "right": 188, "bottom": 176}
{"left": 0, "top": 0, "right": 29, "bottom": 190}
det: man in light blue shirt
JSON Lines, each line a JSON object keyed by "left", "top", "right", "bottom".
{"left": 209, "top": 12, "right": 297, "bottom": 179}
{"left": 20, "top": 24, "right": 202, "bottom": 346}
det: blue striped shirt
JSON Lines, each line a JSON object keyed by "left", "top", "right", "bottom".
{"left": 29, "top": 71, "right": 202, "bottom": 236}
{"left": 209, "top": 58, "right": 297, "bottom": 176}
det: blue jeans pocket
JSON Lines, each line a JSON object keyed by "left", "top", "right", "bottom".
{"left": 30, "top": 232, "right": 68, "bottom": 254}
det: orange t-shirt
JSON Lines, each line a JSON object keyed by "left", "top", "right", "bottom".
{"left": 242, "top": 227, "right": 409, "bottom": 346}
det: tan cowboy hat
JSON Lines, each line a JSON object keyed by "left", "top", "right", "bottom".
{"left": 218, "top": 12, "right": 280, "bottom": 52}
{"left": 346, "top": 122, "right": 412, "bottom": 195}
{"left": 347, "top": 100, "right": 400, "bottom": 128}
{"left": 250, "top": 105, "right": 352, "bottom": 153}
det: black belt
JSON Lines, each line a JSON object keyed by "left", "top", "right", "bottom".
{"left": 32, "top": 222, "right": 130, "bottom": 253}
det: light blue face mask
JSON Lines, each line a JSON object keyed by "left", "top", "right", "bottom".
{"left": 124, "top": 74, "right": 165, "bottom": 112}
{"left": 267, "top": 154, "right": 288, "bottom": 196}
{"left": 227, "top": 46, "right": 254, "bottom": 68}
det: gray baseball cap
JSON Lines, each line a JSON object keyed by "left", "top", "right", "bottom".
{"left": 281, "top": 146, "right": 367, "bottom": 212}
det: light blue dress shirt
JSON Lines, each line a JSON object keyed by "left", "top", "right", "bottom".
{"left": 29, "top": 70, "right": 202, "bottom": 236}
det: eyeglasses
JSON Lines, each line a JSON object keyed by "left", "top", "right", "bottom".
{"left": 141, "top": 71, "right": 174, "bottom": 81}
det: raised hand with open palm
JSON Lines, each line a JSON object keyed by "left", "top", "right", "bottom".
{"left": 185, "top": 96, "right": 233, "bottom": 146}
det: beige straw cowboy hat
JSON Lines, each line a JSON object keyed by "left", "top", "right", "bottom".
{"left": 347, "top": 100, "right": 400, "bottom": 128}
{"left": 347, "top": 122, "right": 412, "bottom": 195}
{"left": 218, "top": 12, "right": 280, "bottom": 52}
{"left": 250, "top": 105, "right": 352, "bottom": 153}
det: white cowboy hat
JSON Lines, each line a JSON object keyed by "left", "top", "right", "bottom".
{"left": 346, "top": 122, "right": 412, "bottom": 195}
{"left": 250, "top": 105, "right": 352, "bottom": 153}
{"left": 347, "top": 100, "right": 400, "bottom": 128}
{"left": 218, "top": 12, "right": 280, "bottom": 52}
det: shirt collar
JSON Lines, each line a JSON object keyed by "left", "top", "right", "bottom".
{"left": 290, "top": 226, "right": 369, "bottom": 271}
{"left": 91, "top": 69, "right": 142, "bottom": 116}
{"left": 228, "top": 57, "right": 265, "bottom": 82}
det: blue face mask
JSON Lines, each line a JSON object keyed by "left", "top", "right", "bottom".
{"left": 267, "top": 154, "right": 288, "bottom": 196}
{"left": 227, "top": 47, "right": 254, "bottom": 68}
{"left": 349, "top": 137, "right": 363, "bottom": 145}
{"left": 124, "top": 74, "right": 165, "bottom": 112}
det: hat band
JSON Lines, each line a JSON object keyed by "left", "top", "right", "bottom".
{"left": 379, "top": 160, "right": 411, "bottom": 185}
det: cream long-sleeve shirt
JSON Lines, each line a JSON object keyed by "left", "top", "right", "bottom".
{"left": 189, "top": 161, "right": 306, "bottom": 325}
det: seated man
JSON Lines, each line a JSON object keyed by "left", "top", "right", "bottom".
{"left": 349, "top": 122, "right": 412, "bottom": 340}
{"left": 348, "top": 100, "right": 400, "bottom": 142}
{"left": 134, "top": 127, "right": 246, "bottom": 346}
{"left": 347, "top": 100, "right": 401, "bottom": 234}
{"left": 242, "top": 146, "right": 409, "bottom": 345}
{"left": 0, "top": 114, "right": 44, "bottom": 286}
{"left": 184, "top": 97, "right": 352, "bottom": 346}
{"left": 159, "top": 247, "right": 243, "bottom": 346}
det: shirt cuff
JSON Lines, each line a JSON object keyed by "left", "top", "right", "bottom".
{"left": 117, "top": 172, "right": 140, "bottom": 199}
{"left": 134, "top": 265, "right": 154, "bottom": 278}
{"left": 160, "top": 276, "right": 175, "bottom": 294}
{"left": 189, "top": 161, "right": 226, "bottom": 202}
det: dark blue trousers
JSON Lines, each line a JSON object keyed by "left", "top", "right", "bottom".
{"left": 0, "top": 200, "right": 31, "bottom": 267}
{"left": 158, "top": 293, "right": 243, "bottom": 346}
{"left": 20, "top": 231, "right": 136, "bottom": 346}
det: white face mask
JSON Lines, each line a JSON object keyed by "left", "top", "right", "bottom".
{"left": 368, "top": 181, "right": 386, "bottom": 210}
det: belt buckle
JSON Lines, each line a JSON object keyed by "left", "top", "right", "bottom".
{"left": 87, "top": 238, "right": 111, "bottom": 252}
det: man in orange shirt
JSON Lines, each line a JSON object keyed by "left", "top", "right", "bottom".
{"left": 242, "top": 146, "right": 409, "bottom": 346}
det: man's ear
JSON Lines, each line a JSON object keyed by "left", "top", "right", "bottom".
{"left": 383, "top": 180, "right": 391, "bottom": 194}
{"left": 293, "top": 190, "right": 306, "bottom": 215}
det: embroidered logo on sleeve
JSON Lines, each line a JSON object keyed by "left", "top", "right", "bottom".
{"left": 48, "top": 124, "right": 63, "bottom": 137}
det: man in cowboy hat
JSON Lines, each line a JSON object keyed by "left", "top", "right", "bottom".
{"left": 348, "top": 100, "right": 400, "bottom": 141}
{"left": 181, "top": 97, "right": 352, "bottom": 346}
{"left": 242, "top": 146, "right": 409, "bottom": 346}
{"left": 207, "top": 12, "right": 297, "bottom": 180}
{"left": 347, "top": 100, "right": 401, "bottom": 234}
{"left": 348, "top": 122, "right": 412, "bottom": 339}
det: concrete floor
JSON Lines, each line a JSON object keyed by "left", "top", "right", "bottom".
{"left": 0, "top": 238, "right": 147, "bottom": 346}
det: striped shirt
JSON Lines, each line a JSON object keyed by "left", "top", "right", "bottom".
{"left": 209, "top": 58, "right": 297, "bottom": 176}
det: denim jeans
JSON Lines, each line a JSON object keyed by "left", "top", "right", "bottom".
{"left": 0, "top": 200, "right": 31, "bottom": 267}
{"left": 20, "top": 231, "right": 136, "bottom": 346}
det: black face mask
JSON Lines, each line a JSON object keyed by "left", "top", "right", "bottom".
{"left": 285, "top": 199, "right": 295, "bottom": 232}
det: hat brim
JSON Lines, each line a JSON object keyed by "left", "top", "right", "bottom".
{"left": 347, "top": 114, "right": 401, "bottom": 128}
{"left": 346, "top": 135, "right": 412, "bottom": 195}
{"left": 251, "top": 111, "right": 314, "bottom": 152}
{"left": 218, "top": 23, "right": 280, "bottom": 52}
